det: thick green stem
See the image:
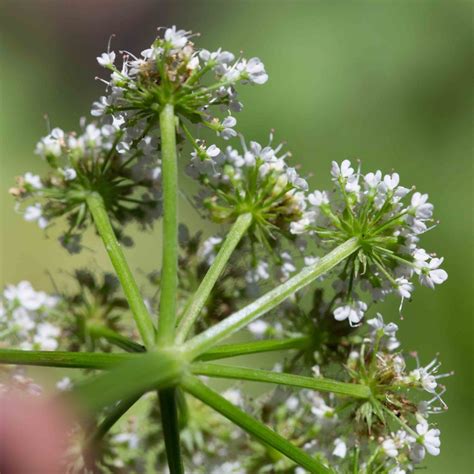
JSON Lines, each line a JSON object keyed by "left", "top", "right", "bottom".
{"left": 197, "top": 336, "right": 310, "bottom": 361}
{"left": 88, "top": 324, "right": 146, "bottom": 353}
{"left": 176, "top": 213, "right": 252, "bottom": 343}
{"left": 191, "top": 363, "right": 371, "bottom": 399}
{"left": 87, "top": 193, "right": 156, "bottom": 348}
{"left": 183, "top": 237, "right": 360, "bottom": 359}
{"left": 182, "top": 375, "right": 332, "bottom": 474}
{"left": 159, "top": 388, "right": 184, "bottom": 474}
{"left": 157, "top": 103, "right": 179, "bottom": 346}
{"left": 0, "top": 348, "right": 134, "bottom": 369}
{"left": 69, "top": 351, "right": 183, "bottom": 414}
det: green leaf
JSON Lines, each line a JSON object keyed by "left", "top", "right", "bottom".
{"left": 182, "top": 375, "right": 333, "bottom": 474}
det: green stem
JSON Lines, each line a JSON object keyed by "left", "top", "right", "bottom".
{"left": 197, "top": 336, "right": 310, "bottom": 361}
{"left": 88, "top": 394, "right": 141, "bottom": 444}
{"left": 183, "top": 237, "right": 360, "bottom": 359}
{"left": 352, "top": 446, "right": 360, "bottom": 474}
{"left": 69, "top": 351, "right": 183, "bottom": 414}
{"left": 87, "top": 193, "right": 156, "bottom": 348}
{"left": 0, "top": 348, "right": 134, "bottom": 369}
{"left": 176, "top": 213, "right": 252, "bottom": 343}
{"left": 159, "top": 388, "right": 184, "bottom": 474}
{"left": 182, "top": 375, "right": 332, "bottom": 474}
{"left": 88, "top": 324, "right": 146, "bottom": 353}
{"left": 157, "top": 103, "right": 179, "bottom": 346}
{"left": 191, "top": 363, "right": 371, "bottom": 399}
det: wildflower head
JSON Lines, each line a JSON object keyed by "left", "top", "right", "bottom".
{"left": 0, "top": 281, "right": 61, "bottom": 351}
{"left": 93, "top": 26, "right": 268, "bottom": 139}
{"left": 189, "top": 135, "right": 308, "bottom": 247}
{"left": 291, "top": 160, "right": 448, "bottom": 321}
{"left": 10, "top": 120, "right": 162, "bottom": 252}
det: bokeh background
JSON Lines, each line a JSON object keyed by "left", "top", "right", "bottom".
{"left": 1, "top": 0, "right": 472, "bottom": 471}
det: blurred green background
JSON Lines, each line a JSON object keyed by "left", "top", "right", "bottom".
{"left": 0, "top": 0, "right": 472, "bottom": 471}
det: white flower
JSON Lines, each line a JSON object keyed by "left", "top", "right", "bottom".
{"left": 62, "top": 168, "right": 77, "bottom": 181}
{"left": 285, "top": 396, "right": 299, "bottom": 411}
{"left": 199, "top": 236, "right": 223, "bottom": 265}
{"left": 364, "top": 170, "right": 382, "bottom": 189}
{"left": 243, "top": 57, "right": 268, "bottom": 84}
{"left": 24, "top": 173, "right": 42, "bottom": 189}
{"left": 211, "top": 462, "right": 245, "bottom": 474}
{"left": 12, "top": 307, "right": 35, "bottom": 331}
{"left": 164, "top": 26, "right": 189, "bottom": 50}
{"left": 97, "top": 51, "right": 116, "bottom": 67}
{"left": 286, "top": 167, "right": 308, "bottom": 190}
{"left": 222, "top": 388, "right": 243, "bottom": 407}
{"left": 4, "top": 281, "right": 44, "bottom": 311}
{"left": 23, "top": 204, "right": 48, "bottom": 229}
{"left": 304, "top": 256, "right": 320, "bottom": 266}
{"left": 246, "top": 261, "right": 270, "bottom": 282}
{"left": 56, "top": 377, "right": 73, "bottom": 391}
{"left": 277, "top": 251, "right": 296, "bottom": 280}
{"left": 382, "top": 173, "right": 400, "bottom": 191}
{"left": 332, "top": 438, "right": 347, "bottom": 458}
{"left": 247, "top": 320, "right": 268, "bottom": 337}
{"left": 388, "top": 467, "right": 406, "bottom": 474}
{"left": 290, "top": 216, "right": 312, "bottom": 235}
{"left": 367, "top": 313, "right": 400, "bottom": 350}
{"left": 91, "top": 96, "right": 110, "bottom": 117}
{"left": 219, "top": 116, "right": 237, "bottom": 140}
{"left": 406, "top": 357, "right": 450, "bottom": 394}
{"left": 206, "top": 144, "right": 221, "bottom": 158}
{"left": 395, "top": 277, "right": 413, "bottom": 299}
{"left": 331, "top": 160, "right": 354, "bottom": 180}
{"left": 308, "top": 190, "right": 329, "bottom": 206}
{"left": 35, "top": 133, "right": 62, "bottom": 158}
{"left": 415, "top": 418, "right": 441, "bottom": 457}
{"left": 23, "top": 204, "right": 42, "bottom": 221}
{"left": 310, "top": 393, "right": 335, "bottom": 421}
{"left": 113, "top": 432, "right": 139, "bottom": 450}
{"left": 34, "top": 322, "right": 60, "bottom": 350}
{"left": 418, "top": 257, "right": 448, "bottom": 289}
{"left": 333, "top": 300, "right": 367, "bottom": 326}
{"left": 382, "top": 438, "right": 399, "bottom": 458}
{"left": 409, "top": 192, "right": 433, "bottom": 220}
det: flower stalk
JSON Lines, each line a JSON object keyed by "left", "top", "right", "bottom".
{"left": 0, "top": 348, "right": 134, "bottom": 369}
{"left": 197, "top": 336, "right": 310, "bottom": 361}
{"left": 157, "top": 104, "right": 179, "bottom": 346}
{"left": 176, "top": 212, "right": 253, "bottom": 343}
{"left": 87, "top": 192, "right": 156, "bottom": 348}
{"left": 182, "top": 374, "right": 333, "bottom": 474}
{"left": 183, "top": 237, "right": 360, "bottom": 359}
{"left": 191, "top": 363, "right": 371, "bottom": 399}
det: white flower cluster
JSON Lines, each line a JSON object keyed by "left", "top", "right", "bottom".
{"left": 12, "top": 119, "right": 163, "bottom": 252}
{"left": 188, "top": 136, "right": 308, "bottom": 239}
{"left": 290, "top": 160, "right": 447, "bottom": 325}
{"left": 93, "top": 26, "right": 267, "bottom": 140}
{"left": 0, "top": 281, "right": 60, "bottom": 350}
